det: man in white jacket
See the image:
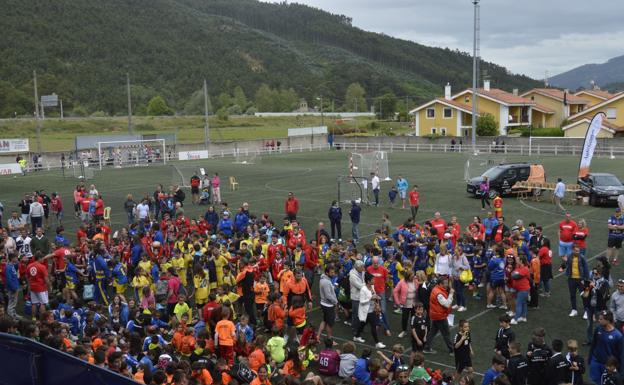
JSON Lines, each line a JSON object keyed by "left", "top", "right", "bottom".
{"left": 349, "top": 260, "right": 365, "bottom": 338}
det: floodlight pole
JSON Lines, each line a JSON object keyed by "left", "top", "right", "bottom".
{"left": 33, "top": 70, "right": 42, "bottom": 153}
{"left": 127, "top": 73, "right": 133, "bottom": 134}
{"left": 203, "top": 79, "right": 210, "bottom": 152}
{"left": 471, "top": 0, "right": 480, "bottom": 155}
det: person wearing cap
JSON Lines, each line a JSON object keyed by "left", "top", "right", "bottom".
{"left": 607, "top": 207, "right": 624, "bottom": 265}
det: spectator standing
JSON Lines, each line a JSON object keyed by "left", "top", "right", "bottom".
{"left": 318, "top": 266, "right": 338, "bottom": 340}
{"left": 211, "top": 173, "right": 221, "bottom": 204}
{"left": 284, "top": 192, "right": 299, "bottom": 221}
{"left": 328, "top": 200, "right": 342, "bottom": 242}
{"left": 7, "top": 211, "right": 24, "bottom": 238}
{"left": 124, "top": 194, "right": 136, "bottom": 225}
{"left": 350, "top": 260, "right": 365, "bottom": 338}
{"left": 588, "top": 311, "right": 624, "bottom": 384}
{"left": 479, "top": 176, "right": 491, "bottom": 210}
{"left": 408, "top": 185, "right": 420, "bottom": 220}
{"left": 565, "top": 246, "right": 589, "bottom": 317}
{"left": 26, "top": 251, "right": 50, "bottom": 319}
{"left": 371, "top": 172, "right": 380, "bottom": 206}
{"left": 29, "top": 199, "right": 44, "bottom": 233}
{"left": 424, "top": 277, "right": 455, "bottom": 354}
{"left": 558, "top": 213, "right": 578, "bottom": 272}
{"left": 609, "top": 279, "right": 624, "bottom": 331}
{"left": 395, "top": 175, "right": 409, "bottom": 209}
{"left": 367, "top": 256, "right": 388, "bottom": 314}
{"left": 349, "top": 200, "right": 361, "bottom": 243}
{"left": 607, "top": 208, "right": 624, "bottom": 265}
{"left": 554, "top": 178, "right": 566, "bottom": 213}
{"left": 5, "top": 253, "right": 20, "bottom": 319}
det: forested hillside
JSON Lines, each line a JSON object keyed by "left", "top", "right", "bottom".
{"left": 0, "top": 0, "right": 538, "bottom": 118}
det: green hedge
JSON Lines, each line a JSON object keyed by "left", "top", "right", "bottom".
{"left": 518, "top": 127, "right": 564, "bottom": 137}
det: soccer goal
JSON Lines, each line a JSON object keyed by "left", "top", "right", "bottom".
{"left": 350, "top": 151, "right": 391, "bottom": 181}
{"left": 71, "top": 160, "right": 95, "bottom": 180}
{"left": 233, "top": 149, "right": 261, "bottom": 165}
{"left": 337, "top": 175, "right": 369, "bottom": 205}
{"left": 171, "top": 164, "right": 207, "bottom": 189}
{"left": 463, "top": 155, "right": 507, "bottom": 182}
{"left": 97, "top": 139, "right": 166, "bottom": 170}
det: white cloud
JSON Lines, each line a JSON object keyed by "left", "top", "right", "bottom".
{"left": 267, "top": 0, "right": 624, "bottom": 78}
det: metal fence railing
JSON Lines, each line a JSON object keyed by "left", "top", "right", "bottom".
{"left": 334, "top": 141, "right": 624, "bottom": 158}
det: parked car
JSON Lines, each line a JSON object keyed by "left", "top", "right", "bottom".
{"left": 578, "top": 172, "right": 624, "bottom": 206}
{"left": 466, "top": 163, "right": 532, "bottom": 199}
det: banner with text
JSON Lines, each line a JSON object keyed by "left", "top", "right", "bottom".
{"left": 179, "top": 150, "right": 209, "bottom": 161}
{"left": 287, "top": 126, "right": 328, "bottom": 137}
{"left": 578, "top": 112, "right": 605, "bottom": 178}
{"left": 0, "top": 163, "right": 23, "bottom": 175}
{"left": 0, "top": 139, "right": 29, "bottom": 153}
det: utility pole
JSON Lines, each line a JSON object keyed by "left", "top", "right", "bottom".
{"left": 320, "top": 95, "right": 324, "bottom": 126}
{"left": 60, "top": 99, "right": 64, "bottom": 120}
{"left": 471, "top": 0, "right": 480, "bottom": 155}
{"left": 127, "top": 73, "right": 133, "bottom": 134}
{"left": 203, "top": 79, "right": 210, "bottom": 151}
{"left": 354, "top": 98, "right": 358, "bottom": 133}
{"left": 33, "top": 70, "right": 42, "bottom": 153}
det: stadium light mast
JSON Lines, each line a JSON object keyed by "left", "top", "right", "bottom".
{"left": 471, "top": 0, "right": 480, "bottom": 155}
{"left": 203, "top": 79, "right": 210, "bottom": 152}
{"left": 127, "top": 73, "right": 133, "bottom": 135}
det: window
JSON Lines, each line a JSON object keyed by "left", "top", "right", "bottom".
{"left": 607, "top": 108, "right": 617, "bottom": 119}
{"left": 504, "top": 169, "right": 517, "bottom": 179}
{"left": 464, "top": 96, "right": 470, "bottom": 103}
{"left": 441, "top": 128, "right": 447, "bottom": 136}
{"left": 443, "top": 108, "right": 452, "bottom": 118}
{"left": 426, "top": 108, "right": 435, "bottom": 118}
{"left": 431, "top": 128, "right": 437, "bottom": 134}
{"left": 518, "top": 167, "right": 530, "bottom": 178}
{"left": 530, "top": 96, "right": 535, "bottom": 101}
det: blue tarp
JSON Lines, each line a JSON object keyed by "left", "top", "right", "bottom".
{"left": 0, "top": 333, "right": 138, "bottom": 385}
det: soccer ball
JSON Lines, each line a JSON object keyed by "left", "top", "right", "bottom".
{"left": 511, "top": 271, "right": 522, "bottom": 280}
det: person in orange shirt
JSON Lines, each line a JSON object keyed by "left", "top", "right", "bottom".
{"left": 529, "top": 246, "right": 541, "bottom": 309}
{"left": 248, "top": 335, "right": 267, "bottom": 372}
{"left": 288, "top": 296, "right": 307, "bottom": 334}
{"left": 180, "top": 327, "right": 196, "bottom": 357}
{"left": 284, "top": 269, "right": 313, "bottom": 307}
{"left": 278, "top": 264, "right": 294, "bottom": 297}
{"left": 268, "top": 293, "right": 286, "bottom": 332}
{"left": 172, "top": 325, "right": 185, "bottom": 352}
{"left": 191, "top": 361, "right": 214, "bottom": 385}
{"left": 280, "top": 349, "right": 303, "bottom": 377}
{"left": 251, "top": 365, "right": 271, "bottom": 385}
{"left": 493, "top": 193, "right": 503, "bottom": 219}
{"left": 215, "top": 308, "right": 236, "bottom": 365}
{"left": 254, "top": 275, "right": 270, "bottom": 319}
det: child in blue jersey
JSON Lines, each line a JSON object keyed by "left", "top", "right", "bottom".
{"left": 388, "top": 186, "right": 398, "bottom": 206}
{"left": 487, "top": 251, "right": 506, "bottom": 309}
{"left": 482, "top": 354, "right": 506, "bottom": 385}
{"left": 589, "top": 311, "right": 624, "bottom": 384}
{"left": 236, "top": 314, "right": 254, "bottom": 343}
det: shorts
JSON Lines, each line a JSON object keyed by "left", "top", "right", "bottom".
{"left": 191, "top": 186, "right": 199, "bottom": 194}
{"left": 65, "top": 281, "right": 76, "bottom": 290}
{"left": 321, "top": 304, "right": 336, "bottom": 327}
{"left": 490, "top": 280, "right": 504, "bottom": 289}
{"left": 559, "top": 241, "right": 573, "bottom": 257}
{"left": 114, "top": 282, "right": 127, "bottom": 295}
{"left": 505, "top": 286, "right": 516, "bottom": 293}
{"left": 540, "top": 264, "right": 553, "bottom": 281}
{"left": 411, "top": 336, "right": 425, "bottom": 352}
{"left": 30, "top": 291, "right": 49, "bottom": 305}
{"left": 608, "top": 237, "right": 623, "bottom": 249}
{"left": 399, "top": 191, "right": 407, "bottom": 199}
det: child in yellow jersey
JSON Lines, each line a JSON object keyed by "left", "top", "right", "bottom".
{"left": 132, "top": 268, "right": 151, "bottom": 301}
{"left": 216, "top": 285, "right": 239, "bottom": 319}
{"left": 214, "top": 250, "right": 229, "bottom": 286}
{"left": 138, "top": 254, "right": 152, "bottom": 277}
{"left": 222, "top": 265, "right": 236, "bottom": 288}
{"left": 193, "top": 267, "right": 210, "bottom": 308}
{"left": 171, "top": 253, "right": 187, "bottom": 286}
{"left": 160, "top": 258, "right": 173, "bottom": 276}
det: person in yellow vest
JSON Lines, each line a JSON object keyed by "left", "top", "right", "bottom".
{"left": 493, "top": 194, "right": 503, "bottom": 219}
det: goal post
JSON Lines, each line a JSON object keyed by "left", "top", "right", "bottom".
{"left": 463, "top": 155, "right": 507, "bottom": 182}
{"left": 350, "top": 151, "right": 391, "bottom": 181}
{"left": 337, "top": 175, "right": 369, "bottom": 205}
{"left": 97, "top": 139, "right": 166, "bottom": 170}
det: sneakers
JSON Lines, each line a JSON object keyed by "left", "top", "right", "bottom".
{"left": 452, "top": 305, "right": 459, "bottom": 310}
{"left": 569, "top": 309, "right": 578, "bottom": 317}
{"left": 506, "top": 311, "right": 515, "bottom": 317}
{"left": 478, "top": 283, "right": 485, "bottom": 288}
{"left": 353, "top": 336, "right": 365, "bottom": 343}
{"left": 499, "top": 305, "right": 508, "bottom": 310}
{"left": 510, "top": 319, "right": 518, "bottom": 325}
{"left": 423, "top": 348, "right": 437, "bottom": 354}
{"left": 398, "top": 331, "right": 407, "bottom": 338}
{"left": 518, "top": 317, "right": 527, "bottom": 323}
{"left": 539, "top": 292, "right": 551, "bottom": 298}
{"left": 344, "top": 320, "right": 351, "bottom": 326}
{"left": 583, "top": 311, "right": 588, "bottom": 320}
{"left": 457, "top": 306, "right": 467, "bottom": 312}
{"left": 375, "top": 342, "right": 386, "bottom": 349}
{"left": 393, "top": 308, "right": 402, "bottom": 314}
{"left": 486, "top": 304, "right": 497, "bottom": 309}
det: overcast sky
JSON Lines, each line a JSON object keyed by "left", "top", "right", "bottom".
{"left": 268, "top": 0, "right": 623, "bottom": 79}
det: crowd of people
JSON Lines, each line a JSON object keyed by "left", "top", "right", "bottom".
{"left": 0, "top": 173, "right": 624, "bottom": 385}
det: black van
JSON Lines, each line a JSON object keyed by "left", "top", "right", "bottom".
{"left": 466, "top": 163, "right": 531, "bottom": 199}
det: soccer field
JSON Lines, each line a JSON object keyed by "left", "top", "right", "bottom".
{"left": 2, "top": 149, "right": 623, "bottom": 377}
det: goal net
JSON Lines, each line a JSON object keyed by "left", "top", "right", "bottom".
{"left": 337, "top": 175, "right": 369, "bottom": 205}
{"left": 171, "top": 165, "right": 209, "bottom": 189}
{"left": 97, "top": 139, "right": 166, "bottom": 170}
{"left": 233, "top": 149, "right": 261, "bottom": 165}
{"left": 463, "top": 155, "right": 507, "bottom": 181}
{"left": 71, "top": 160, "right": 95, "bottom": 180}
{"left": 350, "top": 151, "right": 390, "bottom": 181}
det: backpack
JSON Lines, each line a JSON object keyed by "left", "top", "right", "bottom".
{"left": 229, "top": 363, "right": 256, "bottom": 384}
{"left": 155, "top": 279, "right": 168, "bottom": 300}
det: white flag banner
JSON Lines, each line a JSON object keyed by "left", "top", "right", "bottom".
{"left": 578, "top": 113, "right": 605, "bottom": 178}
{"left": 0, "top": 139, "right": 29, "bottom": 153}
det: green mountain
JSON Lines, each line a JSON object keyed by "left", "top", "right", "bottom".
{"left": 550, "top": 54, "right": 624, "bottom": 90}
{"left": 0, "top": 0, "right": 539, "bottom": 117}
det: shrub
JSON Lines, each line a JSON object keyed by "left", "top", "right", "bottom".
{"left": 476, "top": 114, "right": 498, "bottom": 136}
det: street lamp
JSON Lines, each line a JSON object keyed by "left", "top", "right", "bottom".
{"left": 316, "top": 96, "right": 324, "bottom": 126}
